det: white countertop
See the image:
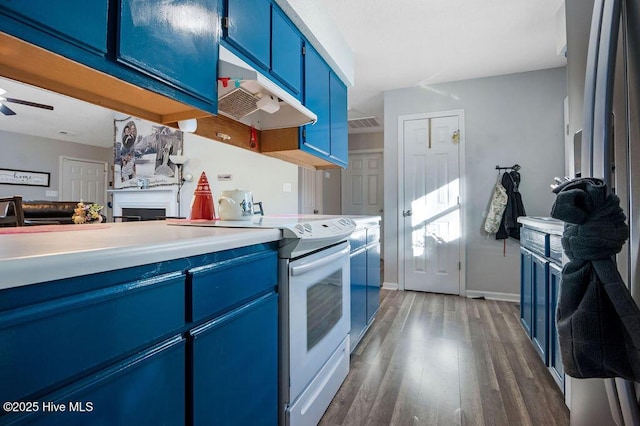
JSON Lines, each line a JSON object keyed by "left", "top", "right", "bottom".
{"left": 517, "top": 216, "right": 564, "bottom": 235}
{"left": 0, "top": 221, "right": 281, "bottom": 290}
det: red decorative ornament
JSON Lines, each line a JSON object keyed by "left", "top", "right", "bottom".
{"left": 190, "top": 172, "right": 217, "bottom": 220}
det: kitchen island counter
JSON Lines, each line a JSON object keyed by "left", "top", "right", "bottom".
{"left": 0, "top": 221, "right": 281, "bottom": 289}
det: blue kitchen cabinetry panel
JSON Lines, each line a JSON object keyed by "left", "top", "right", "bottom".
{"left": 118, "top": 0, "right": 220, "bottom": 107}
{"left": 366, "top": 237, "right": 381, "bottom": 323}
{"left": 301, "top": 44, "right": 349, "bottom": 168}
{"left": 192, "top": 292, "right": 278, "bottom": 426}
{"left": 531, "top": 252, "right": 549, "bottom": 364}
{"left": 302, "top": 45, "right": 332, "bottom": 156}
{"left": 0, "top": 1, "right": 108, "bottom": 57}
{"left": 9, "top": 337, "right": 186, "bottom": 426}
{"left": 520, "top": 247, "right": 533, "bottom": 337}
{"left": 349, "top": 224, "right": 381, "bottom": 353}
{"left": 329, "top": 72, "right": 348, "bottom": 167}
{"left": 548, "top": 263, "right": 564, "bottom": 390}
{"left": 350, "top": 240, "right": 368, "bottom": 351}
{"left": 0, "top": 271, "right": 185, "bottom": 405}
{"left": 188, "top": 248, "right": 277, "bottom": 322}
{"left": 223, "top": 0, "right": 271, "bottom": 69}
{"left": 271, "top": 5, "right": 303, "bottom": 97}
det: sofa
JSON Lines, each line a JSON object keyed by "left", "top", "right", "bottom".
{"left": 6, "top": 201, "right": 96, "bottom": 225}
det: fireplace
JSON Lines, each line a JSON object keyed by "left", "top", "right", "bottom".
{"left": 109, "top": 187, "right": 179, "bottom": 220}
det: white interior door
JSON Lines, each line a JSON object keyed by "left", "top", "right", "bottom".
{"left": 60, "top": 157, "right": 107, "bottom": 207}
{"left": 299, "top": 168, "right": 323, "bottom": 214}
{"left": 402, "top": 115, "right": 461, "bottom": 294}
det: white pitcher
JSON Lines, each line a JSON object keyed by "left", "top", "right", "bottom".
{"left": 218, "top": 189, "right": 253, "bottom": 220}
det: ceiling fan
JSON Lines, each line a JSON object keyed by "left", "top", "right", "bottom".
{"left": 0, "top": 87, "right": 54, "bottom": 116}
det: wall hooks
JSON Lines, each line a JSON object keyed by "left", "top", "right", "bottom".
{"left": 495, "top": 164, "right": 521, "bottom": 171}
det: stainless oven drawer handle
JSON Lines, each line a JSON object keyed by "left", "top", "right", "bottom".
{"left": 290, "top": 246, "right": 350, "bottom": 276}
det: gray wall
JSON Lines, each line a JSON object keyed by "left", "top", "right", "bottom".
{"left": 348, "top": 132, "right": 384, "bottom": 151}
{"left": 0, "top": 130, "right": 111, "bottom": 200}
{"left": 384, "top": 67, "right": 567, "bottom": 297}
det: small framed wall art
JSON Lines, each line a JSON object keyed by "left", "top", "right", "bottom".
{"left": 0, "top": 168, "right": 51, "bottom": 187}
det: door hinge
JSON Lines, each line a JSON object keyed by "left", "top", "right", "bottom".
{"left": 458, "top": 262, "right": 461, "bottom": 271}
{"left": 302, "top": 128, "right": 306, "bottom": 140}
{"left": 302, "top": 45, "right": 306, "bottom": 55}
{"left": 222, "top": 17, "right": 229, "bottom": 29}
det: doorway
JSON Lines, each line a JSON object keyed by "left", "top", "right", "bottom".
{"left": 399, "top": 111, "right": 465, "bottom": 295}
{"left": 59, "top": 157, "right": 108, "bottom": 208}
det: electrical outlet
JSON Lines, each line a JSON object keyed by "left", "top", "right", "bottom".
{"left": 283, "top": 183, "right": 292, "bottom": 193}
{"left": 217, "top": 174, "right": 232, "bottom": 181}
{"left": 45, "top": 190, "right": 58, "bottom": 197}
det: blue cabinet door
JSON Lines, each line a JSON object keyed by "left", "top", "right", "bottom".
{"left": 9, "top": 336, "right": 186, "bottom": 426}
{"left": 0, "top": 1, "right": 108, "bottom": 62}
{"left": 531, "top": 253, "right": 549, "bottom": 364}
{"left": 192, "top": 292, "right": 278, "bottom": 426}
{"left": 302, "top": 45, "right": 331, "bottom": 156}
{"left": 350, "top": 248, "right": 367, "bottom": 352}
{"left": 224, "top": 0, "right": 270, "bottom": 69}
{"left": 366, "top": 243, "right": 381, "bottom": 323}
{"left": 548, "top": 263, "right": 564, "bottom": 389}
{"left": 118, "top": 0, "right": 220, "bottom": 107}
{"left": 329, "top": 72, "right": 348, "bottom": 167}
{"left": 271, "top": 5, "right": 303, "bottom": 97}
{"left": 520, "top": 247, "right": 533, "bottom": 337}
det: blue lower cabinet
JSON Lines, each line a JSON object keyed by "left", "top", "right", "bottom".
{"left": 531, "top": 253, "right": 549, "bottom": 364}
{"left": 350, "top": 247, "right": 368, "bottom": 351}
{"left": 520, "top": 247, "right": 533, "bottom": 337}
{"left": 191, "top": 292, "right": 278, "bottom": 426}
{"left": 366, "top": 242, "right": 381, "bottom": 323}
{"left": 9, "top": 336, "right": 186, "bottom": 426}
{"left": 548, "top": 263, "right": 564, "bottom": 389}
{"left": 0, "top": 272, "right": 185, "bottom": 405}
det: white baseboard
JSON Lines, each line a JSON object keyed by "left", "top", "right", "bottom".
{"left": 465, "top": 290, "right": 519, "bottom": 303}
{"left": 382, "top": 282, "right": 399, "bottom": 290}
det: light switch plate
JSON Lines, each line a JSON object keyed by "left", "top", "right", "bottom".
{"left": 283, "top": 183, "right": 292, "bottom": 193}
{"left": 45, "top": 190, "right": 58, "bottom": 197}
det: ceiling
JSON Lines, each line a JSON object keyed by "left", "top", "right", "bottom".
{"left": 320, "top": 0, "right": 568, "bottom": 131}
{"left": 0, "top": 0, "right": 567, "bottom": 142}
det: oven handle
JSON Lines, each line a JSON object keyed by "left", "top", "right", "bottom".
{"left": 290, "top": 246, "right": 350, "bottom": 277}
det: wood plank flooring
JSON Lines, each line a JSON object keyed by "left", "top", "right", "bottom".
{"left": 320, "top": 290, "right": 569, "bottom": 426}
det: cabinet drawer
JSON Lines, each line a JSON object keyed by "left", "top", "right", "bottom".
{"left": 520, "top": 227, "right": 549, "bottom": 257}
{"left": 188, "top": 249, "right": 277, "bottom": 322}
{"left": 549, "top": 235, "right": 563, "bottom": 264}
{"left": 0, "top": 272, "right": 185, "bottom": 404}
{"left": 8, "top": 336, "right": 185, "bottom": 426}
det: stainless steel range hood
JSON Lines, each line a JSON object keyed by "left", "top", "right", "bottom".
{"left": 217, "top": 46, "right": 317, "bottom": 130}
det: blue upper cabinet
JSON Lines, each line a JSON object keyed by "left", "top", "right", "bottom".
{"left": 303, "top": 45, "right": 332, "bottom": 156}
{"left": 224, "top": 0, "right": 271, "bottom": 70}
{"left": 271, "top": 5, "right": 303, "bottom": 97}
{"left": 329, "top": 72, "right": 348, "bottom": 167}
{"left": 0, "top": 1, "right": 108, "bottom": 59}
{"left": 118, "top": 0, "right": 220, "bottom": 107}
{"left": 302, "top": 45, "right": 349, "bottom": 168}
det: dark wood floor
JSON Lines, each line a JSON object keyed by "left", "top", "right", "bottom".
{"left": 320, "top": 290, "right": 569, "bottom": 426}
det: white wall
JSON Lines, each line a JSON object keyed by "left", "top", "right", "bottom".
{"left": 179, "top": 133, "right": 299, "bottom": 216}
{"left": 384, "top": 67, "right": 567, "bottom": 297}
{"left": 0, "top": 130, "right": 112, "bottom": 200}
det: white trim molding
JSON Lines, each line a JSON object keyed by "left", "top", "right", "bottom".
{"left": 382, "top": 282, "right": 399, "bottom": 290}
{"left": 465, "top": 290, "right": 519, "bottom": 303}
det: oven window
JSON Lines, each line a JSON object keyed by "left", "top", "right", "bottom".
{"left": 307, "top": 269, "right": 343, "bottom": 351}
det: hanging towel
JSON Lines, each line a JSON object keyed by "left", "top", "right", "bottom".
{"left": 484, "top": 178, "right": 508, "bottom": 233}
{"left": 550, "top": 177, "right": 640, "bottom": 381}
{"left": 496, "top": 170, "right": 526, "bottom": 240}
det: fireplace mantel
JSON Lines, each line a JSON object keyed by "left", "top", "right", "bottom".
{"left": 108, "top": 187, "right": 178, "bottom": 218}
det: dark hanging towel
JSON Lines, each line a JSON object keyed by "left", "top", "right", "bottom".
{"left": 496, "top": 170, "right": 526, "bottom": 240}
{"left": 550, "top": 177, "right": 640, "bottom": 381}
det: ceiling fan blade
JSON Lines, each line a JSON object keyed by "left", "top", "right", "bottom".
{"left": 4, "top": 97, "right": 54, "bottom": 111}
{"left": 0, "top": 103, "right": 16, "bottom": 116}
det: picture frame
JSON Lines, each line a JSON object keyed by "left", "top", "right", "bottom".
{"left": 0, "top": 168, "right": 51, "bottom": 187}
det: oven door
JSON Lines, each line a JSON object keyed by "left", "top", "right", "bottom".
{"left": 288, "top": 241, "right": 350, "bottom": 402}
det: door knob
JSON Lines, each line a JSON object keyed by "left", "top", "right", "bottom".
{"left": 402, "top": 209, "right": 412, "bottom": 217}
